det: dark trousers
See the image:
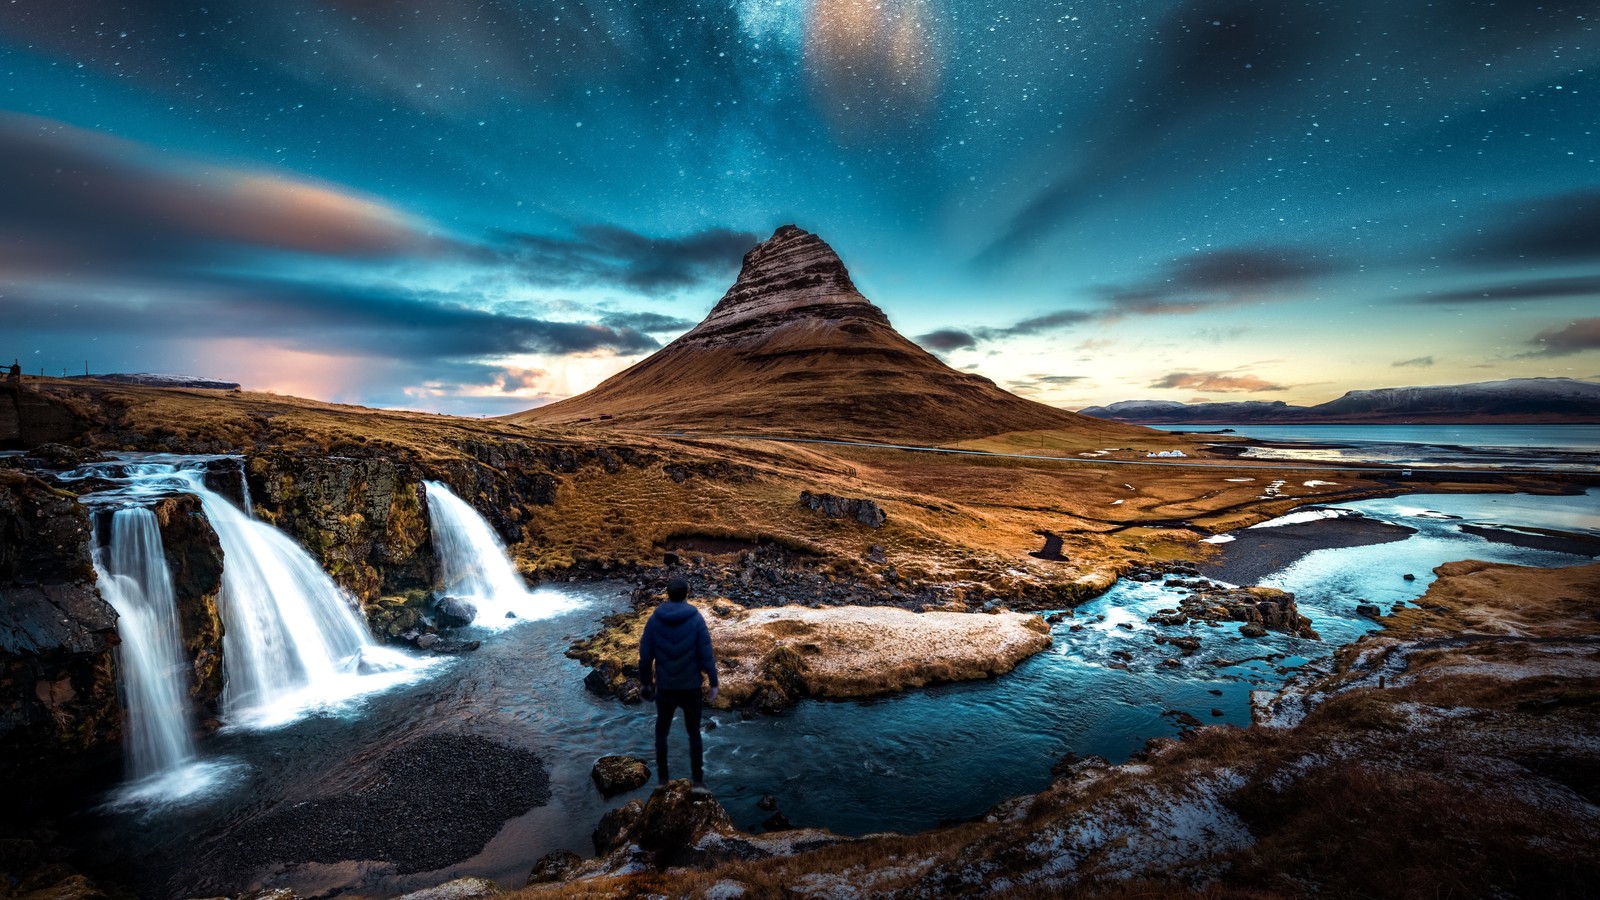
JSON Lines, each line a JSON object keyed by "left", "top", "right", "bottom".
{"left": 653, "top": 688, "right": 703, "bottom": 783}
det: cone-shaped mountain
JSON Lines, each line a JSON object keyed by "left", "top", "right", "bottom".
{"left": 510, "top": 226, "right": 1143, "bottom": 443}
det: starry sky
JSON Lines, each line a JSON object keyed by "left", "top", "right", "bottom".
{"left": 2, "top": 0, "right": 1597, "bottom": 415}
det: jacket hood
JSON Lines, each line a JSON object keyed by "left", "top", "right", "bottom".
{"left": 653, "top": 599, "right": 699, "bottom": 625}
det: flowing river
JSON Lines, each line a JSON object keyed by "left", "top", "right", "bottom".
{"left": 58, "top": 464, "right": 1600, "bottom": 898}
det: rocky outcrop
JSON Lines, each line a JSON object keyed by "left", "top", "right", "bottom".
{"left": 579, "top": 780, "right": 845, "bottom": 876}
{"left": 1140, "top": 566, "right": 1319, "bottom": 640}
{"left": 248, "top": 453, "right": 433, "bottom": 606}
{"left": 151, "top": 494, "right": 227, "bottom": 722}
{"left": 0, "top": 471, "right": 120, "bottom": 798}
{"left": 434, "top": 596, "right": 478, "bottom": 629}
{"left": 571, "top": 601, "right": 1053, "bottom": 713}
{"left": 591, "top": 755, "right": 651, "bottom": 797}
{"left": 799, "top": 490, "right": 886, "bottom": 528}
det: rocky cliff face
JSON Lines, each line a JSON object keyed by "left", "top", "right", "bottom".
{"left": 151, "top": 494, "right": 227, "bottom": 723}
{"left": 0, "top": 470, "right": 120, "bottom": 793}
{"left": 1, "top": 384, "right": 88, "bottom": 450}
{"left": 246, "top": 439, "right": 665, "bottom": 628}
{"left": 677, "top": 224, "right": 889, "bottom": 349}
{"left": 248, "top": 453, "right": 434, "bottom": 606}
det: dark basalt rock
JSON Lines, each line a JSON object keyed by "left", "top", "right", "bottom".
{"left": 1155, "top": 635, "right": 1202, "bottom": 655}
{"left": 1050, "top": 752, "right": 1111, "bottom": 783}
{"left": 592, "top": 799, "right": 646, "bottom": 855}
{"left": 591, "top": 755, "right": 651, "bottom": 797}
{"left": 799, "top": 491, "right": 886, "bottom": 528}
{"left": 527, "top": 849, "right": 581, "bottom": 885}
{"left": 0, "top": 471, "right": 121, "bottom": 807}
{"left": 23, "top": 443, "right": 108, "bottom": 469}
{"left": 152, "top": 493, "right": 226, "bottom": 720}
{"left": 435, "top": 596, "right": 478, "bottom": 629}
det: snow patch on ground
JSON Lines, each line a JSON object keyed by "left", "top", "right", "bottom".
{"left": 1020, "top": 770, "right": 1253, "bottom": 886}
{"left": 1201, "top": 534, "right": 1236, "bottom": 544}
{"left": 1303, "top": 480, "right": 1338, "bottom": 487}
{"left": 1248, "top": 507, "right": 1357, "bottom": 529}
{"left": 704, "top": 881, "right": 747, "bottom": 900}
{"left": 1224, "top": 477, "right": 1256, "bottom": 482}
{"left": 788, "top": 860, "right": 933, "bottom": 898}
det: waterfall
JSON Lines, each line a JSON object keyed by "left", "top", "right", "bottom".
{"left": 94, "top": 508, "right": 197, "bottom": 780}
{"left": 423, "top": 481, "right": 569, "bottom": 624}
{"left": 66, "top": 456, "right": 424, "bottom": 733}
{"left": 238, "top": 460, "right": 255, "bottom": 520}
{"left": 171, "top": 469, "right": 415, "bottom": 724}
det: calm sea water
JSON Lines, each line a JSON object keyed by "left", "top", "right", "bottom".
{"left": 1149, "top": 423, "right": 1600, "bottom": 450}
{"left": 1148, "top": 424, "right": 1600, "bottom": 469}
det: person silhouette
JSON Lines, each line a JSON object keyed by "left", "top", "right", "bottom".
{"left": 638, "top": 575, "right": 719, "bottom": 793}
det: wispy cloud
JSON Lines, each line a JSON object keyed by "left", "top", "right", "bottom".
{"left": 1392, "top": 356, "right": 1435, "bottom": 368}
{"left": 1525, "top": 318, "right": 1600, "bottom": 357}
{"left": 915, "top": 329, "right": 979, "bottom": 352}
{"left": 1149, "top": 371, "right": 1286, "bottom": 392}
{"left": 502, "top": 225, "right": 758, "bottom": 294}
{"left": 0, "top": 112, "right": 450, "bottom": 275}
{"left": 923, "top": 246, "right": 1333, "bottom": 346}
{"left": 1457, "top": 191, "right": 1600, "bottom": 265}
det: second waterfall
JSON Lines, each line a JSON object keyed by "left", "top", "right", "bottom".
{"left": 423, "top": 480, "right": 570, "bottom": 625}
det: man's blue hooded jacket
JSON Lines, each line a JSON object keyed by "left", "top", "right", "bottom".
{"left": 639, "top": 600, "right": 718, "bottom": 692}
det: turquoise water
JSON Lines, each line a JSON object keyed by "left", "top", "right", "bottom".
{"left": 85, "top": 489, "right": 1599, "bottom": 897}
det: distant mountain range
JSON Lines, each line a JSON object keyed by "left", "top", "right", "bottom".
{"left": 511, "top": 225, "right": 1147, "bottom": 443}
{"left": 1077, "top": 378, "right": 1600, "bottom": 424}
{"left": 68, "top": 373, "right": 241, "bottom": 390}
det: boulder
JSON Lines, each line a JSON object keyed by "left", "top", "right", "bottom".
{"left": 1356, "top": 603, "right": 1383, "bottom": 619}
{"left": 1050, "top": 752, "right": 1110, "bottom": 783}
{"left": 392, "top": 877, "right": 500, "bottom": 900}
{"left": 799, "top": 491, "right": 886, "bottom": 528}
{"left": 635, "top": 780, "right": 735, "bottom": 860}
{"left": 435, "top": 596, "right": 479, "bottom": 628}
{"left": 1155, "top": 635, "right": 1201, "bottom": 655}
{"left": 416, "top": 633, "right": 441, "bottom": 649}
{"left": 592, "top": 779, "right": 736, "bottom": 866}
{"left": 527, "top": 850, "right": 582, "bottom": 885}
{"left": 1239, "top": 623, "right": 1268, "bottom": 638}
{"left": 758, "top": 793, "right": 779, "bottom": 811}
{"left": 762, "top": 811, "right": 793, "bottom": 832}
{"left": 592, "top": 799, "right": 646, "bottom": 855}
{"left": 592, "top": 755, "right": 651, "bottom": 797}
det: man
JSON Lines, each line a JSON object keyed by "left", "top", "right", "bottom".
{"left": 638, "top": 575, "right": 719, "bottom": 792}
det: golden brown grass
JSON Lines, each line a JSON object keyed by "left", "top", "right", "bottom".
{"left": 30, "top": 378, "right": 1561, "bottom": 605}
